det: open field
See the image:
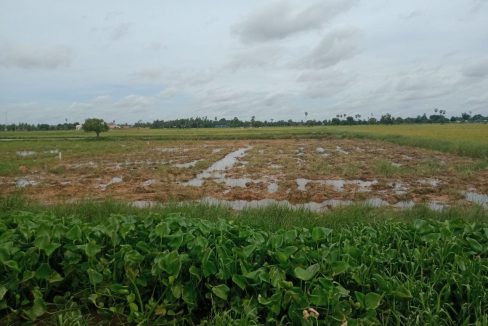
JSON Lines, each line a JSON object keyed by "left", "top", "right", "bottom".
{"left": 1, "top": 125, "right": 488, "bottom": 324}
{"left": 1, "top": 123, "right": 487, "bottom": 158}
{"left": 1, "top": 137, "right": 487, "bottom": 210}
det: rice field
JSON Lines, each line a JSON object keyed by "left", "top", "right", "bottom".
{"left": 1, "top": 124, "right": 487, "bottom": 324}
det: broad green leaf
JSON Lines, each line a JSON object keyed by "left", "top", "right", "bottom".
{"left": 66, "top": 225, "right": 82, "bottom": 241}
{"left": 212, "top": 284, "right": 230, "bottom": 300}
{"left": 87, "top": 268, "right": 103, "bottom": 285}
{"left": 331, "top": 261, "right": 349, "bottom": 276}
{"left": 154, "top": 222, "right": 170, "bottom": 237}
{"left": 3, "top": 260, "right": 19, "bottom": 272}
{"left": 365, "top": 292, "right": 382, "bottom": 310}
{"left": 85, "top": 241, "right": 101, "bottom": 258}
{"left": 35, "top": 263, "right": 52, "bottom": 280}
{"left": 466, "top": 237, "right": 483, "bottom": 253}
{"left": 232, "top": 274, "right": 247, "bottom": 290}
{"left": 294, "top": 264, "right": 320, "bottom": 281}
{"left": 312, "top": 227, "right": 332, "bottom": 241}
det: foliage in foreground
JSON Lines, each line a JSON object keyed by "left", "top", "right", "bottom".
{"left": 0, "top": 211, "right": 487, "bottom": 325}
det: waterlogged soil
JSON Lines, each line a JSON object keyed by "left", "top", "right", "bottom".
{"left": 1, "top": 138, "right": 487, "bottom": 209}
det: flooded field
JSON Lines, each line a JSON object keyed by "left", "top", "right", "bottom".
{"left": 1, "top": 138, "right": 487, "bottom": 210}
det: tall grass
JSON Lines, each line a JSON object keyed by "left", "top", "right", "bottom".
{"left": 2, "top": 196, "right": 487, "bottom": 231}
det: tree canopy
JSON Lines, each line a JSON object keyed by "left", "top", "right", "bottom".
{"left": 82, "top": 118, "right": 109, "bottom": 138}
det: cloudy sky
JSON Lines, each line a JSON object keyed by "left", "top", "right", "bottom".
{"left": 1, "top": 0, "right": 487, "bottom": 124}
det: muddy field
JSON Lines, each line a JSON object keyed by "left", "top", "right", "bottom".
{"left": 1, "top": 138, "right": 487, "bottom": 210}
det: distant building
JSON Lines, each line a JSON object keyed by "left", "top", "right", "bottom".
{"left": 75, "top": 124, "right": 82, "bottom": 131}
{"left": 108, "top": 122, "right": 121, "bottom": 129}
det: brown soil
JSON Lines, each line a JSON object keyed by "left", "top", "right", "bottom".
{"left": 1, "top": 139, "right": 486, "bottom": 207}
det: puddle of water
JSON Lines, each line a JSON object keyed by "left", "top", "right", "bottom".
{"left": 16, "top": 151, "right": 36, "bottom": 157}
{"left": 297, "top": 179, "right": 377, "bottom": 192}
{"left": 267, "top": 182, "right": 279, "bottom": 193}
{"left": 219, "top": 178, "right": 252, "bottom": 188}
{"left": 156, "top": 147, "right": 190, "bottom": 153}
{"left": 212, "top": 148, "right": 222, "bottom": 153}
{"left": 418, "top": 179, "right": 441, "bottom": 187}
{"left": 428, "top": 201, "right": 448, "bottom": 211}
{"left": 173, "top": 160, "right": 202, "bottom": 168}
{"left": 390, "top": 181, "right": 408, "bottom": 195}
{"left": 296, "top": 178, "right": 309, "bottom": 191}
{"left": 296, "top": 147, "right": 305, "bottom": 157}
{"left": 99, "top": 176, "right": 123, "bottom": 190}
{"left": 69, "top": 161, "right": 98, "bottom": 169}
{"left": 142, "top": 179, "right": 157, "bottom": 187}
{"left": 185, "top": 147, "right": 252, "bottom": 187}
{"left": 464, "top": 192, "right": 488, "bottom": 208}
{"left": 336, "top": 146, "right": 349, "bottom": 154}
{"left": 16, "top": 178, "right": 37, "bottom": 188}
{"left": 394, "top": 201, "right": 416, "bottom": 209}
{"left": 365, "top": 198, "right": 389, "bottom": 207}
{"left": 316, "top": 147, "right": 330, "bottom": 157}
{"left": 131, "top": 200, "right": 158, "bottom": 208}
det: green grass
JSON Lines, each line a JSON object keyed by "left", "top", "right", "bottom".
{"left": 1, "top": 124, "right": 487, "bottom": 158}
{"left": 1, "top": 197, "right": 487, "bottom": 325}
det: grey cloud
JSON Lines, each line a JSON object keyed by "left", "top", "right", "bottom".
{"left": 195, "top": 87, "right": 286, "bottom": 117}
{"left": 462, "top": 57, "right": 488, "bottom": 78}
{"left": 395, "top": 72, "right": 453, "bottom": 101}
{"left": 226, "top": 45, "right": 283, "bottom": 70}
{"left": 115, "top": 94, "right": 154, "bottom": 108}
{"left": 469, "top": 0, "right": 488, "bottom": 12}
{"left": 233, "top": 0, "right": 357, "bottom": 43}
{"left": 0, "top": 44, "right": 72, "bottom": 69}
{"left": 465, "top": 95, "right": 488, "bottom": 110}
{"left": 295, "top": 27, "right": 362, "bottom": 69}
{"left": 111, "top": 23, "right": 131, "bottom": 41}
{"left": 297, "top": 70, "right": 355, "bottom": 98}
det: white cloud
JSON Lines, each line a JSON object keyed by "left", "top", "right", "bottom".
{"left": 232, "top": 0, "right": 357, "bottom": 43}
{"left": 0, "top": 44, "right": 72, "bottom": 69}
{"left": 295, "top": 26, "right": 362, "bottom": 69}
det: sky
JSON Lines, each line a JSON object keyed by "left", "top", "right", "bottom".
{"left": 0, "top": 0, "right": 487, "bottom": 124}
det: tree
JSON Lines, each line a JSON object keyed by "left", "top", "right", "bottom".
{"left": 82, "top": 118, "right": 109, "bottom": 138}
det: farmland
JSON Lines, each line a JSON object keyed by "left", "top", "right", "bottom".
{"left": 1, "top": 124, "right": 488, "bottom": 324}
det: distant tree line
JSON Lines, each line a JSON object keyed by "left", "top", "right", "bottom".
{"left": 1, "top": 111, "right": 486, "bottom": 131}
{"left": 0, "top": 122, "right": 79, "bottom": 132}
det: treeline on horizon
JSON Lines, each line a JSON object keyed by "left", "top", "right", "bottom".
{"left": 1, "top": 111, "right": 486, "bottom": 131}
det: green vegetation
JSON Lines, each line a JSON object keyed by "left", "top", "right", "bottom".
{"left": 82, "top": 118, "right": 109, "bottom": 138}
{"left": 1, "top": 198, "right": 487, "bottom": 324}
{"left": 1, "top": 124, "right": 487, "bottom": 158}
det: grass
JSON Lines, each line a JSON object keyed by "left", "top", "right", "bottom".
{"left": 2, "top": 195, "right": 487, "bottom": 231}
{"left": 1, "top": 124, "right": 487, "bottom": 158}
